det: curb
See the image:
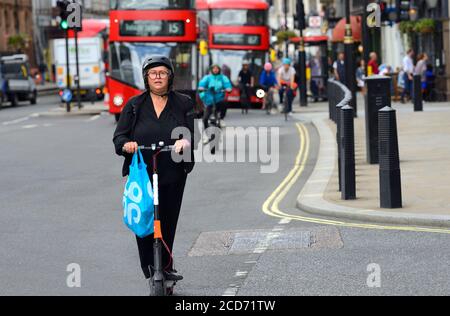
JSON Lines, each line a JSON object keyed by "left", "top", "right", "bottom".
{"left": 296, "top": 117, "right": 450, "bottom": 229}
{"left": 37, "top": 104, "right": 108, "bottom": 117}
{"left": 37, "top": 87, "right": 59, "bottom": 97}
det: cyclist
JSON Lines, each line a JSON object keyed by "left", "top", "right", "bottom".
{"left": 259, "top": 62, "right": 278, "bottom": 113}
{"left": 113, "top": 56, "right": 196, "bottom": 287}
{"left": 277, "top": 58, "right": 296, "bottom": 114}
{"left": 198, "top": 64, "right": 232, "bottom": 142}
{"left": 238, "top": 60, "right": 254, "bottom": 114}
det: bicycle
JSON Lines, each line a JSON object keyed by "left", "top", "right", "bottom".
{"left": 135, "top": 142, "right": 177, "bottom": 296}
{"left": 264, "top": 87, "right": 276, "bottom": 115}
{"left": 240, "top": 83, "right": 251, "bottom": 115}
{"left": 199, "top": 87, "right": 224, "bottom": 155}
{"left": 280, "top": 83, "right": 290, "bottom": 121}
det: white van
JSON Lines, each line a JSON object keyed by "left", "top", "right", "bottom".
{"left": 53, "top": 37, "right": 106, "bottom": 101}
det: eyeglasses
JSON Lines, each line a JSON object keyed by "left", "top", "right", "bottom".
{"left": 148, "top": 71, "right": 170, "bottom": 80}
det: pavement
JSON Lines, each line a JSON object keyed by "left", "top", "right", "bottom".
{"left": 295, "top": 98, "right": 450, "bottom": 229}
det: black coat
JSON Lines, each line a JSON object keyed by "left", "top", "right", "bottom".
{"left": 113, "top": 91, "right": 196, "bottom": 178}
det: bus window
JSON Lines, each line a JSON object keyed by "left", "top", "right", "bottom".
{"left": 110, "top": 0, "right": 194, "bottom": 10}
{"left": 211, "top": 10, "right": 266, "bottom": 26}
{"left": 110, "top": 42, "right": 193, "bottom": 91}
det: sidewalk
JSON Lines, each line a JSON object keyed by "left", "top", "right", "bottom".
{"left": 295, "top": 99, "right": 450, "bottom": 228}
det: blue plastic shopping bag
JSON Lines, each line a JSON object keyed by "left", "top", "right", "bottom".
{"left": 122, "top": 149, "right": 154, "bottom": 238}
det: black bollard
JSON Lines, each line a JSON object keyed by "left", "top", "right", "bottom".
{"left": 378, "top": 106, "right": 402, "bottom": 208}
{"left": 336, "top": 102, "right": 344, "bottom": 192}
{"left": 340, "top": 105, "right": 356, "bottom": 200}
{"left": 413, "top": 74, "right": 423, "bottom": 112}
{"left": 364, "top": 75, "right": 392, "bottom": 164}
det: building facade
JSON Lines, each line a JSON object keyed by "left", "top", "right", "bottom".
{"left": 0, "top": 0, "right": 35, "bottom": 64}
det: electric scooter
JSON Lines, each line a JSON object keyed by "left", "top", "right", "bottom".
{"left": 139, "top": 142, "right": 177, "bottom": 296}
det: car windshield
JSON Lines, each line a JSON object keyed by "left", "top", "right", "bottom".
{"left": 110, "top": 0, "right": 194, "bottom": 10}
{"left": 110, "top": 42, "right": 193, "bottom": 90}
{"left": 210, "top": 49, "right": 265, "bottom": 84}
{"left": 2, "top": 63, "right": 28, "bottom": 80}
{"left": 211, "top": 10, "right": 266, "bottom": 26}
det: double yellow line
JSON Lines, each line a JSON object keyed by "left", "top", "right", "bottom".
{"left": 262, "top": 123, "right": 450, "bottom": 235}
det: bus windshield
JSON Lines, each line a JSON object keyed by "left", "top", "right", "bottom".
{"left": 110, "top": 0, "right": 194, "bottom": 10}
{"left": 211, "top": 10, "right": 266, "bottom": 26}
{"left": 210, "top": 49, "right": 265, "bottom": 84}
{"left": 110, "top": 42, "right": 193, "bottom": 90}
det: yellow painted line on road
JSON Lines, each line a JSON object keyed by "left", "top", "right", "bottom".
{"left": 262, "top": 123, "right": 450, "bottom": 235}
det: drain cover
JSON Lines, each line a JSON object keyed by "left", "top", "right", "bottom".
{"left": 188, "top": 227, "right": 342, "bottom": 257}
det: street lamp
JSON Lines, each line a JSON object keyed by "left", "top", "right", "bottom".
{"left": 344, "top": 0, "right": 357, "bottom": 116}
{"left": 295, "top": 0, "right": 307, "bottom": 107}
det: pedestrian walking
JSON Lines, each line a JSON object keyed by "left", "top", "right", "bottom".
{"left": 310, "top": 52, "right": 322, "bottom": 102}
{"left": 333, "top": 52, "right": 346, "bottom": 83}
{"left": 414, "top": 53, "right": 428, "bottom": 87}
{"left": 356, "top": 59, "right": 366, "bottom": 96}
{"left": 367, "top": 52, "right": 379, "bottom": 75}
{"left": 401, "top": 49, "right": 415, "bottom": 103}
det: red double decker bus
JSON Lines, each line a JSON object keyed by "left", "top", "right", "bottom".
{"left": 108, "top": 0, "right": 197, "bottom": 121}
{"left": 201, "top": 0, "right": 270, "bottom": 106}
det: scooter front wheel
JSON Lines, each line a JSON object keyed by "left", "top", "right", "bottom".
{"left": 153, "top": 280, "right": 165, "bottom": 296}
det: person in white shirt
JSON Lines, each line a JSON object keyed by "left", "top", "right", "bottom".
{"left": 277, "top": 58, "right": 296, "bottom": 113}
{"left": 401, "top": 49, "right": 415, "bottom": 103}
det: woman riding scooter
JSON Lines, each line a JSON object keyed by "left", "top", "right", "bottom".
{"left": 113, "top": 56, "right": 195, "bottom": 291}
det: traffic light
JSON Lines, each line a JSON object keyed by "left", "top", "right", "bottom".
{"left": 396, "top": 0, "right": 411, "bottom": 21}
{"left": 294, "top": 0, "right": 306, "bottom": 30}
{"left": 57, "top": 0, "right": 70, "bottom": 30}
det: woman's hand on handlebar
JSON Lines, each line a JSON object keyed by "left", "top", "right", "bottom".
{"left": 123, "top": 142, "right": 138, "bottom": 154}
{"left": 174, "top": 139, "right": 191, "bottom": 154}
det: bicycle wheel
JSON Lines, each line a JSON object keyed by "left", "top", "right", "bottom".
{"left": 153, "top": 280, "right": 165, "bottom": 296}
{"left": 283, "top": 92, "right": 288, "bottom": 121}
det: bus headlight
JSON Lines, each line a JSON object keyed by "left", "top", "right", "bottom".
{"left": 256, "top": 89, "right": 266, "bottom": 99}
{"left": 113, "top": 95, "right": 124, "bottom": 107}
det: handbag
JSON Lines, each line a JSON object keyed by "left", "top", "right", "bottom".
{"left": 122, "top": 149, "right": 154, "bottom": 238}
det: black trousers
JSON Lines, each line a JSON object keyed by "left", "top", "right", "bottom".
{"left": 136, "top": 176, "right": 187, "bottom": 279}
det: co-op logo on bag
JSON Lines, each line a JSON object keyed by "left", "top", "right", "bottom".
{"left": 123, "top": 180, "right": 152, "bottom": 225}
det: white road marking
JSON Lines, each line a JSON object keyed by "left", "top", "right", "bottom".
{"left": 22, "top": 124, "right": 38, "bottom": 129}
{"left": 223, "top": 285, "right": 239, "bottom": 296}
{"left": 279, "top": 218, "right": 291, "bottom": 225}
{"left": 253, "top": 232, "right": 280, "bottom": 254}
{"left": 86, "top": 115, "right": 101, "bottom": 122}
{"left": 235, "top": 271, "right": 248, "bottom": 278}
{"left": 2, "top": 117, "right": 30, "bottom": 126}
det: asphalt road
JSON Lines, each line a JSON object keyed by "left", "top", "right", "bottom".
{"left": 0, "top": 96, "right": 449, "bottom": 296}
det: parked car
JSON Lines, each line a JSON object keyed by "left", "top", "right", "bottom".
{"left": 0, "top": 54, "right": 37, "bottom": 107}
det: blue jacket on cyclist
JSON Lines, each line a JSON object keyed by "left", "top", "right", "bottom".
{"left": 259, "top": 63, "right": 278, "bottom": 89}
{"left": 198, "top": 65, "right": 232, "bottom": 107}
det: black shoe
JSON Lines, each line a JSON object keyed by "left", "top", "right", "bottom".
{"left": 165, "top": 270, "right": 183, "bottom": 281}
